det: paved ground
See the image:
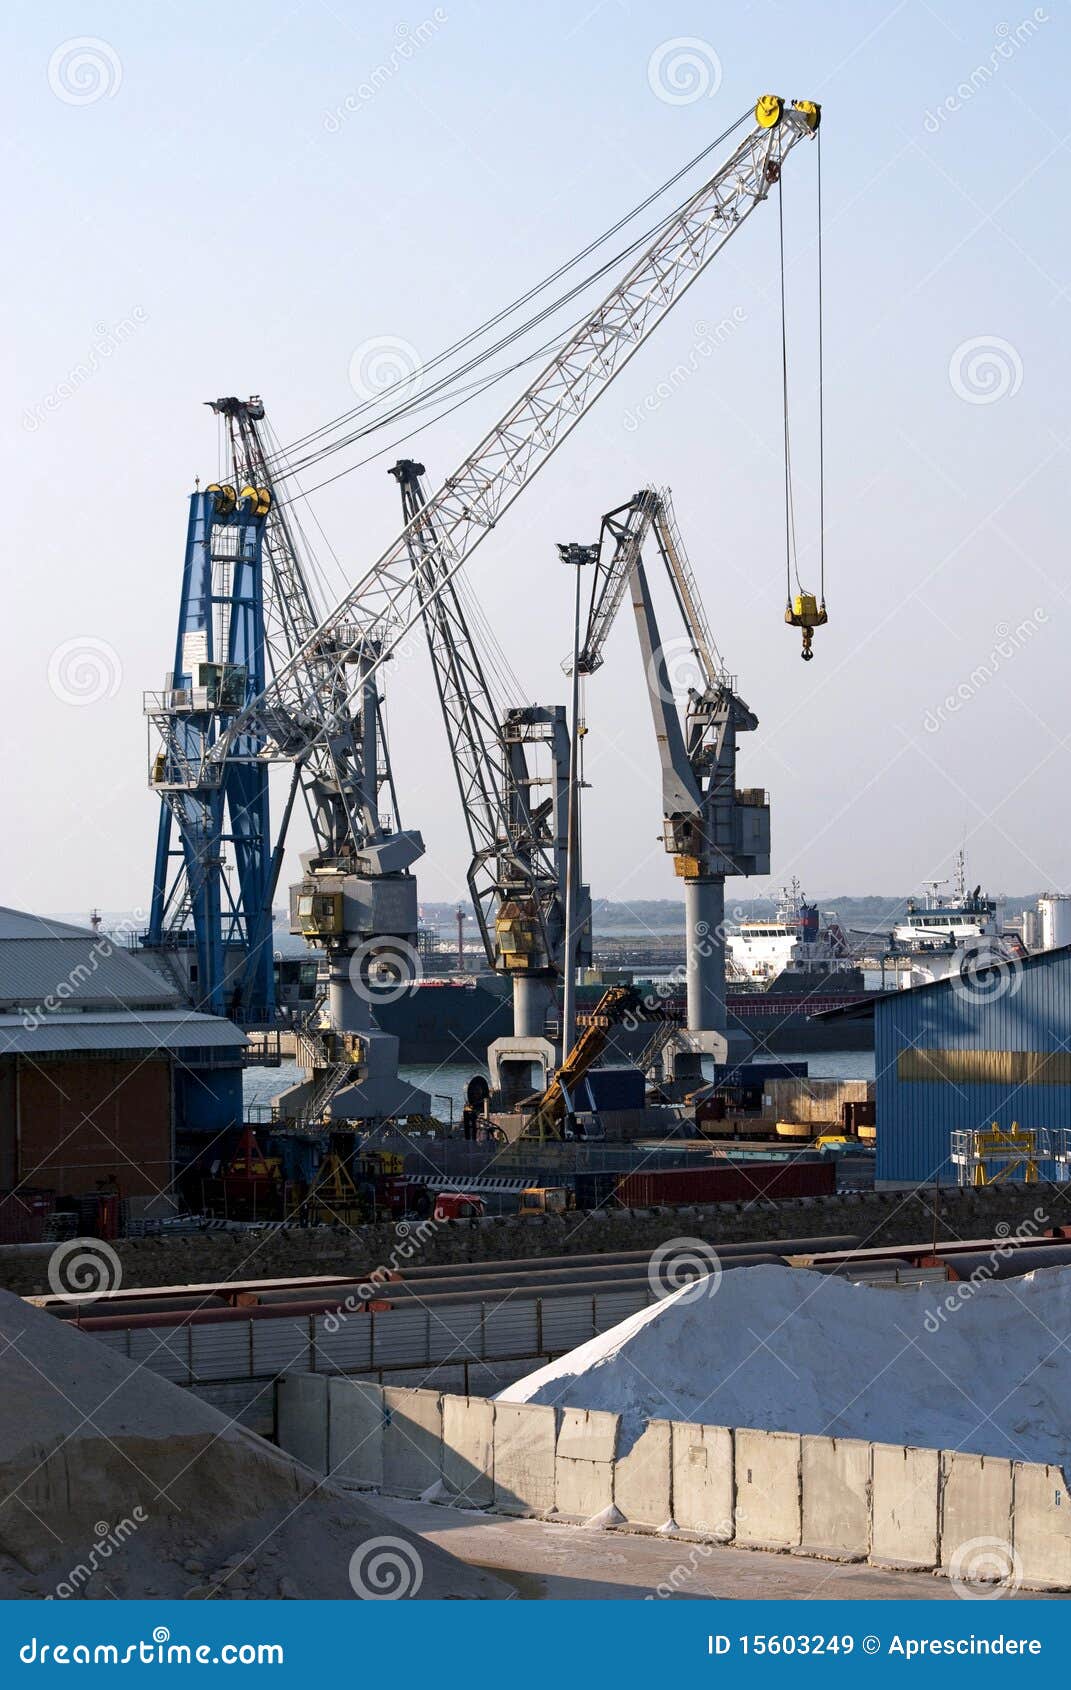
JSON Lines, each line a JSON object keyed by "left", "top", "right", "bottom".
{"left": 374, "top": 1497, "right": 1064, "bottom": 1601}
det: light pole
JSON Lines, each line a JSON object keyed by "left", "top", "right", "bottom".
{"left": 556, "top": 541, "right": 599, "bottom": 1056}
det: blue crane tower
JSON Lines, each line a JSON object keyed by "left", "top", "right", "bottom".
{"left": 143, "top": 477, "right": 274, "bottom": 1018}
{"left": 143, "top": 397, "right": 310, "bottom": 1024}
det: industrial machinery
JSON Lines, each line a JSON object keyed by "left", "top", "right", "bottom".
{"left": 521, "top": 984, "right": 640, "bottom": 1141}
{"left": 143, "top": 453, "right": 278, "bottom": 1022}
{"left": 573, "top": 488, "right": 770, "bottom": 1070}
{"left": 148, "top": 99, "right": 821, "bottom": 1128}
{"left": 145, "top": 397, "right": 430, "bottom": 1124}
{"left": 391, "top": 457, "right": 590, "bottom": 1100}
{"left": 518, "top": 1186, "right": 575, "bottom": 1217}
{"left": 950, "top": 1123, "right": 1060, "bottom": 1186}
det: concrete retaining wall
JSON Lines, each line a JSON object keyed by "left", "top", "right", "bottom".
{"left": 555, "top": 1407, "right": 618, "bottom": 1522}
{"left": 493, "top": 1401, "right": 557, "bottom": 1516}
{"left": 275, "top": 1378, "right": 1071, "bottom": 1589}
{"left": 800, "top": 1435, "right": 871, "bottom": 1561}
{"left": 871, "top": 1442, "right": 940, "bottom": 1569}
{"left": 671, "top": 1421, "right": 733, "bottom": 1540}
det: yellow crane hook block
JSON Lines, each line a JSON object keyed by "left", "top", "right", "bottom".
{"left": 785, "top": 591, "right": 828, "bottom": 661}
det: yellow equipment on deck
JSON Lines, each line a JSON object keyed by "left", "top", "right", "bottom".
{"left": 522, "top": 985, "right": 639, "bottom": 1142}
{"left": 951, "top": 1122, "right": 1042, "bottom": 1187}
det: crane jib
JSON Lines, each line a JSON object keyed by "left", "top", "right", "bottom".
{"left": 209, "top": 98, "right": 819, "bottom": 774}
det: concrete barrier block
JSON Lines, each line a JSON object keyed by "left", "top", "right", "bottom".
{"left": 493, "top": 1401, "right": 557, "bottom": 1517}
{"left": 381, "top": 1386, "right": 442, "bottom": 1498}
{"left": 871, "top": 1443, "right": 939, "bottom": 1569}
{"left": 670, "top": 1422, "right": 733, "bottom": 1540}
{"left": 275, "top": 1375, "right": 329, "bottom": 1473}
{"left": 441, "top": 1394, "right": 494, "bottom": 1508}
{"left": 940, "top": 1450, "right": 1013, "bottom": 1574}
{"left": 800, "top": 1435, "right": 870, "bottom": 1561}
{"left": 1012, "top": 1462, "right": 1071, "bottom": 1591}
{"left": 734, "top": 1428, "right": 801, "bottom": 1550}
{"left": 614, "top": 1420, "right": 672, "bottom": 1531}
{"left": 327, "top": 1378, "right": 384, "bottom": 1488}
{"left": 555, "top": 1407, "right": 619, "bottom": 1521}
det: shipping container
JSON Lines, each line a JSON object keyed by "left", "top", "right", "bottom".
{"left": 573, "top": 1065, "right": 646, "bottom": 1113}
{"left": 581, "top": 1159, "right": 835, "bottom": 1210}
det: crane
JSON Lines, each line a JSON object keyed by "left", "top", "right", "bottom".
{"left": 390, "top": 457, "right": 590, "bottom": 1100}
{"left": 150, "top": 96, "right": 819, "bottom": 1119}
{"left": 575, "top": 487, "right": 770, "bottom": 1071}
{"left": 145, "top": 398, "right": 430, "bottom": 1124}
{"left": 210, "top": 99, "right": 820, "bottom": 778}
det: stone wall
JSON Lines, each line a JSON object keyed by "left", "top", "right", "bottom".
{"left": 1, "top": 1182, "right": 1062, "bottom": 1297}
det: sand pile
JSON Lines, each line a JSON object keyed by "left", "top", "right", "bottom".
{"left": 0, "top": 1290, "right": 504, "bottom": 1600}
{"left": 499, "top": 1263, "right": 1071, "bottom": 1467}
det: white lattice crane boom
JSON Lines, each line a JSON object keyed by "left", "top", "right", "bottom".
{"left": 211, "top": 97, "right": 820, "bottom": 846}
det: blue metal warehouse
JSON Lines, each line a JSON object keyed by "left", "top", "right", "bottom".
{"left": 818, "top": 947, "right": 1071, "bottom": 1183}
{"left": 867, "top": 947, "right": 1071, "bottom": 1184}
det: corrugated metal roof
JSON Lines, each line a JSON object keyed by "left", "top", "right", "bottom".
{"left": 0, "top": 936, "right": 183, "bottom": 1011}
{"left": 818, "top": 942, "right": 1071, "bottom": 1021}
{"left": 0, "top": 907, "right": 97, "bottom": 941}
{"left": 0, "top": 1012, "right": 246, "bottom": 1056}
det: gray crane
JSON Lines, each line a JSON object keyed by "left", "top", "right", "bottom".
{"left": 574, "top": 487, "right": 770, "bottom": 1072}
{"left": 391, "top": 458, "right": 590, "bottom": 1100}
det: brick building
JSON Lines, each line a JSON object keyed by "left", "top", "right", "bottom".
{"left": 0, "top": 908, "right": 245, "bottom": 1221}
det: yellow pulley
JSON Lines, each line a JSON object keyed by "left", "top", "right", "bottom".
{"left": 206, "top": 482, "right": 237, "bottom": 517}
{"left": 239, "top": 484, "right": 272, "bottom": 517}
{"left": 793, "top": 99, "right": 821, "bottom": 131}
{"left": 755, "top": 94, "right": 784, "bottom": 129}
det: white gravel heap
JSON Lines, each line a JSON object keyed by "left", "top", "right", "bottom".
{"left": 0, "top": 1290, "right": 503, "bottom": 1600}
{"left": 499, "top": 1262, "right": 1071, "bottom": 1468}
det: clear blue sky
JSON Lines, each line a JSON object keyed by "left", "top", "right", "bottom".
{"left": 7, "top": 0, "right": 1070, "bottom": 919}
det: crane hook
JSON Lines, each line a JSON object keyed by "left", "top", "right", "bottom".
{"left": 785, "top": 592, "right": 827, "bottom": 662}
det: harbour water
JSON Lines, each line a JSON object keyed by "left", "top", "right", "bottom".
{"left": 243, "top": 1048, "right": 875, "bottom": 1123}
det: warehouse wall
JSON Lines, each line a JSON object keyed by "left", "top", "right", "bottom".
{"left": 2, "top": 1054, "right": 172, "bottom": 1198}
{"left": 875, "top": 947, "right": 1071, "bottom": 1184}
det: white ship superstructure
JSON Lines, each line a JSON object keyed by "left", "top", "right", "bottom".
{"left": 729, "top": 881, "right": 852, "bottom": 986}
{"left": 890, "top": 853, "right": 1017, "bottom": 987}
